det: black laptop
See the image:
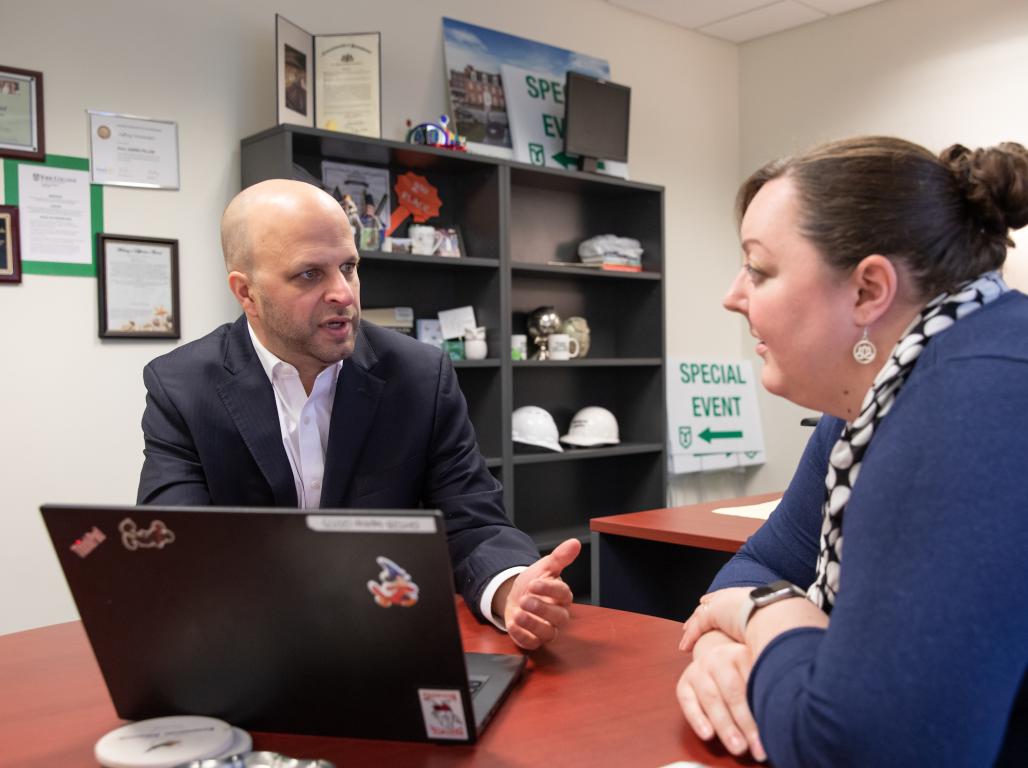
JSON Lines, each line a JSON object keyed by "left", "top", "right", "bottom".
{"left": 40, "top": 505, "right": 525, "bottom": 744}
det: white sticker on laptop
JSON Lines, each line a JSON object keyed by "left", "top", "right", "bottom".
{"left": 305, "top": 515, "right": 437, "bottom": 533}
{"left": 119, "top": 518, "right": 176, "bottom": 550}
{"left": 418, "top": 689, "right": 469, "bottom": 741}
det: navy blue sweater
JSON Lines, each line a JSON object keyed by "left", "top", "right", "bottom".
{"left": 710, "top": 291, "right": 1028, "bottom": 767}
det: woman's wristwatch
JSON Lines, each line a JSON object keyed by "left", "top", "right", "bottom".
{"left": 741, "top": 579, "right": 807, "bottom": 629}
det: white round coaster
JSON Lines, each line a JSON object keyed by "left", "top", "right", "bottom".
{"left": 95, "top": 716, "right": 234, "bottom": 768}
{"left": 210, "top": 727, "right": 252, "bottom": 759}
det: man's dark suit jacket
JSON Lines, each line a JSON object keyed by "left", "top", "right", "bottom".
{"left": 137, "top": 316, "right": 539, "bottom": 620}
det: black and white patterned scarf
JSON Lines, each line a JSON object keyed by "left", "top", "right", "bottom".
{"left": 808, "top": 271, "right": 1009, "bottom": 612}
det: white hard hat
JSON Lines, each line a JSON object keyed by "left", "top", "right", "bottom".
{"left": 560, "top": 406, "right": 620, "bottom": 447}
{"left": 512, "top": 405, "right": 563, "bottom": 452}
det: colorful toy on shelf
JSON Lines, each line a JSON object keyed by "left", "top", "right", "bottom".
{"left": 405, "top": 114, "right": 467, "bottom": 152}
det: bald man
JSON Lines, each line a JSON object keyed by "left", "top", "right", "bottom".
{"left": 138, "top": 180, "right": 580, "bottom": 649}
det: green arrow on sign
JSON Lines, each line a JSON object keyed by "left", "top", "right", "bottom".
{"left": 699, "top": 427, "right": 743, "bottom": 443}
{"left": 551, "top": 151, "right": 578, "bottom": 169}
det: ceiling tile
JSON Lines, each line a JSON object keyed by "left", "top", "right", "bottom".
{"left": 606, "top": 0, "right": 774, "bottom": 30}
{"left": 799, "top": 0, "right": 885, "bottom": 15}
{"left": 699, "top": 0, "right": 826, "bottom": 43}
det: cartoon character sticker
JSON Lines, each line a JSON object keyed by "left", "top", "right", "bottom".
{"left": 119, "top": 518, "right": 176, "bottom": 551}
{"left": 417, "top": 689, "right": 469, "bottom": 740}
{"left": 367, "top": 556, "right": 419, "bottom": 607}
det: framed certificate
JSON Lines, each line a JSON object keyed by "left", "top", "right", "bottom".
{"left": 0, "top": 205, "right": 21, "bottom": 283}
{"left": 0, "top": 65, "right": 44, "bottom": 161}
{"left": 315, "top": 32, "right": 382, "bottom": 138}
{"left": 87, "top": 111, "right": 180, "bottom": 189}
{"left": 97, "top": 234, "right": 180, "bottom": 339}
{"left": 276, "top": 15, "right": 314, "bottom": 128}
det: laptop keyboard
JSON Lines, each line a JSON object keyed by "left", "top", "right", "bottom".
{"left": 468, "top": 674, "right": 489, "bottom": 698}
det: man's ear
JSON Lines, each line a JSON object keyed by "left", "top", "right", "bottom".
{"left": 227, "top": 270, "right": 258, "bottom": 317}
{"left": 850, "top": 255, "right": 898, "bottom": 327}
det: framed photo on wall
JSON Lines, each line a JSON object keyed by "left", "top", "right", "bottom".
{"left": 0, "top": 205, "right": 21, "bottom": 283}
{"left": 0, "top": 65, "right": 44, "bottom": 161}
{"left": 97, "top": 234, "right": 180, "bottom": 339}
{"left": 276, "top": 15, "right": 315, "bottom": 128}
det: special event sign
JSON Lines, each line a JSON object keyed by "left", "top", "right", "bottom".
{"left": 667, "top": 359, "right": 766, "bottom": 474}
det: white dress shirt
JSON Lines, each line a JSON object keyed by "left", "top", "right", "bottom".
{"left": 247, "top": 323, "right": 524, "bottom": 629}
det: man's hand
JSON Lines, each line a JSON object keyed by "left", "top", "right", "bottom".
{"left": 492, "top": 538, "right": 581, "bottom": 650}
{"left": 677, "top": 630, "right": 766, "bottom": 762}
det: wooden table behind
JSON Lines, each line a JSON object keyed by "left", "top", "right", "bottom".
{"left": 0, "top": 603, "right": 754, "bottom": 767}
{"left": 590, "top": 493, "right": 782, "bottom": 621}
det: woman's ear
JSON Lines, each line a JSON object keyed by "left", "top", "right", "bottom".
{"left": 850, "top": 255, "right": 899, "bottom": 326}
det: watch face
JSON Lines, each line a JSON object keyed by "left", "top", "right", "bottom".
{"left": 750, "top": 584, "right": 776, "bottom": 601}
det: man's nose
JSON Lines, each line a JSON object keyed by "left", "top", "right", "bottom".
{"left": 325, "top": 269, "right": 355, "bottom": 305}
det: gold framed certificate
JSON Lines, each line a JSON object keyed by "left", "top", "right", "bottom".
{"left": 315, "top": 32, "right": 381, "bottom": 138}
{"left": 0, "top": 65, "right": 44, "bottom": 161}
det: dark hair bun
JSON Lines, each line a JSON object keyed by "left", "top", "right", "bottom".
{"left": 941, "top": 142, "right": 1028, "bottom": 236}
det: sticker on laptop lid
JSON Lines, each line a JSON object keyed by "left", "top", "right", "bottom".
{"left": 119, "top": 518, "right": 176, "bottom": 551}
{"left": 417, "top": 689, "right": 469, "bottom": 741}
{"left": 367, "top": 556, "right": 419, "bottom": 607}
{"left": 70, "top": 526, "right": 106, "bottom": 559}
{"left": 306, "top": 514, "right": 436, "bottom": 534}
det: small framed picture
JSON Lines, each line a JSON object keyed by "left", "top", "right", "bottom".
{"left": 97, "top": 234, "right": 180, "bottom": 339}
{"left": 276, "top": 15, "right": 314, "bottom": 128}
{"left": 0, "top": 205, "right": 21, "bottom": 283}
{"left": 436, "top": 226, "right": 464, "bottom": 258}
{"left": 0, "top": 65, "right": 45, "bottom": 161}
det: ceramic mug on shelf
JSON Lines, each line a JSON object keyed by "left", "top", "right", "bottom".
{"left": 511, "top": 334, "right": 528, "bottom": 360}
{"left": 548, "top": 333, "right": 580, "bottom": 361}
{"left": 463, "top": 327, "right": 487, "bottom": 360}
{"left": 409, "top": 225, "right": 443, "bottom": 255}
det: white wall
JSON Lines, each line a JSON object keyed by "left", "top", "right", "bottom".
{"left": 0, "top": 0, "right": 741, "bottom": 633}
{"left": 735, "top": 0, "right": 1028, "bottom": 496}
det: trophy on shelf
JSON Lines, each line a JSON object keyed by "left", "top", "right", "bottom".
{"left": 527, "top": 306, "right": 562, "bottom": 360}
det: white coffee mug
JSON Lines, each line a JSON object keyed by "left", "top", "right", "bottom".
{"left": 511, "top": 334, "right": 528, "bottom": 360}
{"left": 409, "top": 225, "right": 443, "bottom": 255}
{"left": 548, "top": 333, "right": 580, "bottom": 361}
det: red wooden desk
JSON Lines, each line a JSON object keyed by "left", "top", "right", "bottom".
{"left": 590, "top": 493, "right": 783, "bottom": 621}
{"left": 0, "top": 603, "right": 753, "bottom": 768}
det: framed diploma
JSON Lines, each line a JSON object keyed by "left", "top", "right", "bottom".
{"left": 0, "top": 65, "right": 44, "bottom": 161}
{"left": 314, "top": 33, "right": 382, "bottom": 138}
{"left": 0, "top": 205, "right": 21, "bottom": 283}
{"left": 87, "top": 111, "right": 180, "bottom": 189}
{"left": 276, "top": 15, "right": 315, "bottom": 128}
{"left": 97, "top": 234, "right": 180, "bottom": 339}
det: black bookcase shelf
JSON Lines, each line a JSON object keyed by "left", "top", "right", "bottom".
{"left": 241, "top": 125, "right": 666, "bottom": 600}
{"left": 512, "top": 443, "right": 664, "bottom": 465}
{"left": 512, "top": 358, "right": 662, "bottom": 368}
{"left": 363, "top": 251, "right": 499, "bottom": 269}
{"left": 511, "top": 262, "right": 662, "bottom": 280}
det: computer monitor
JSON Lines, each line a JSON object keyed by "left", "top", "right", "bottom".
{"left": 564, "top": 71, "right": 631, "bottom": 171}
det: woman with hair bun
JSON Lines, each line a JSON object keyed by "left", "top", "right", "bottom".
{"left": 676, "top": 137, "right": 1028, "bottom": 767}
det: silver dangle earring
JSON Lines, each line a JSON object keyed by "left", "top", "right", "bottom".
{"left": 852, "top": 327, "right": 877, "bottom": 365}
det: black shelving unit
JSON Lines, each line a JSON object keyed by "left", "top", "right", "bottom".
{"left": 241, "top": 125, "right": 667, "bottom": 601}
